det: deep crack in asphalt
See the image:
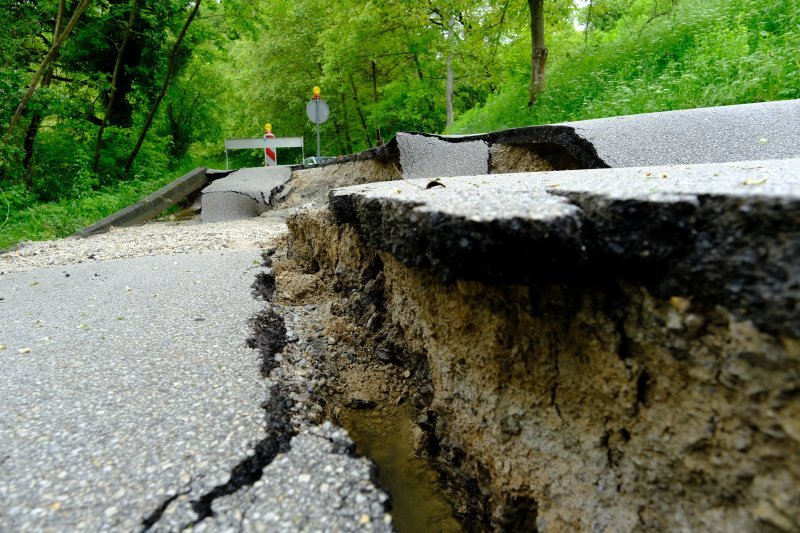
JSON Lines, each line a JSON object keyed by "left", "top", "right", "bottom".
{"left": 188, "top": 384, "right": 296, "bottom": 523}
{"left": 140, "top": 252, "right": 296, "bottom": 529}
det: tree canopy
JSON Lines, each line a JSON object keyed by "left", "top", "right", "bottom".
{"left": 1, "top": 0, "right": 798, "bottom": 247}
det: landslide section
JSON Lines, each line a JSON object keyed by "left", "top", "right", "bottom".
{"left": 280, "top": 206, "right": 800, "bottom": 532}
{"left": 272, "top": 128, "right": 600, "bottom": 213}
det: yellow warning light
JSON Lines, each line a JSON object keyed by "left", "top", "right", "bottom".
{"left": 312, "top": 86, "right": 321, "bottom": 99}
{"left": 264, "top": 123, "right": 272, "bottom": 133}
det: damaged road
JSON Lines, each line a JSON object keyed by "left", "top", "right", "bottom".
{"left": 201, "top": 167, "right": 293, "bottom": 223}
{"left": 0, "top": 249, "right": 390, "bottom": 531}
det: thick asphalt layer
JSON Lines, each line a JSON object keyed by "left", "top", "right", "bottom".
{"left": 330, "top": 158, "right": 800, "bottom": 337}
{"left": 564, "top": 99, "right": 800, "bottom": 167}
{"left": 202, "top": 167, "right": 292, "bottom": 223}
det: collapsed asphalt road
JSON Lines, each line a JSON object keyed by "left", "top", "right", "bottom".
{"left": 0, "top": 249, "right": 390, "bottom": 531}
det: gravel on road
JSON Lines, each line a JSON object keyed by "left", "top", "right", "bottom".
{"left": 0, "top": 218, "right": 286, "bottom": 275}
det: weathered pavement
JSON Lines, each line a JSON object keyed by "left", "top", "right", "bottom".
{"left": 0, "top": 250, "right": 389, "bottom": 531}
{"left": 562, "top": 99, "right": 800, "bottom": 166}
{"left": 1, "top": 101, "right": 798, "bottom": 531}
{"left": 361, "top": 99, "right": 800, "bottom": 179}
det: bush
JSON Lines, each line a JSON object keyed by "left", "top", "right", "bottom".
{"left": 451, "top": 0, "right": 800, "bottom": 133}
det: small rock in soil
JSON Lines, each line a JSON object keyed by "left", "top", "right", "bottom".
{"left": 347, "top": 398, "right": 377, "bottom": 410}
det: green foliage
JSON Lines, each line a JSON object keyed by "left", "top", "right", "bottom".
{"left": 2, "top": 0, "right": 797, "bottom": 249}
{"left": 0, "top": 172, "right": 178, "bottom": 249}
{"left": 452, "top": 0, "right": 800, "bottom": 132}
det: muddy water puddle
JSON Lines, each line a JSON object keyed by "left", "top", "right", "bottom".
{"left": 338, "top": 405, "right": 462, "bottom": 532}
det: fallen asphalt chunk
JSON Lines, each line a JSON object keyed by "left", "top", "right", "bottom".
{"left": 201, "top": 167, "right": 293, "bottom": 223}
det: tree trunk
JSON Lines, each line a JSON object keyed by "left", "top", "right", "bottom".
{"left": 331, "top": 117, "right": 346, "bottom": 155}
{"left": 22, "top": 0, "right": 65, "bottom": 182}
{"left": 528, "top": 0, "right": 548, "bottom": 106}
{"left": 349, "top": 78, "right": 373, "bottom": 148}
{"left": 6, "top": 0, "right": 91, "bottom": 138}
{"left": 413, "top": 54, "right": 436, "bottom": 116}
{"left": 339, "top": 92, "right": 353, "bottom": 154}
{"left": 585, "top": 0, "right": 593, "bottom": 48}
{"left": 446, "top": 19, "right": 455, "bottom": 128}
{"left": 93, "top": 0, "right": 140, "bottom": 172}
{"left": 124, "top": 0, "right": 201, "bottom": 176}
{"left": 371, "top": 60, "right": 381, "bottom": 146}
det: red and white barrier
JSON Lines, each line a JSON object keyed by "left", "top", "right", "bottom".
{"left": 264, "top": 123, "right": 276, "bottom": 166}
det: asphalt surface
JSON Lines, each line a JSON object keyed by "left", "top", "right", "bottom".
{"left": 202, "top": 167, "right": 292, "bottom": 223}
{"left": 565, "top": 99, "right": 800, "bottom": 167}
{"left": 330, "top": 158, "right": 800, "bottom": 337}
{"left": 376, "top": 100, "right": 800, "bottom": 177}
{"left": 397, "top": 132, "right": 489, "bottom": 179}
{"left": 0, "top": 251, "right": 268, "bottom": 529}
{"left": 0, "top": 250, "right": 389, "bottom": 531}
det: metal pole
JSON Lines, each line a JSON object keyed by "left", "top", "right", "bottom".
{"left": 315, "top": 101, "right": 321, "bottom": 158}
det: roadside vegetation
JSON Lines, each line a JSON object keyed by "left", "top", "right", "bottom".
{"left": 1, "top": 0, "right": 797, "bottom": 249}
{"left": 452, "top": 0, "right": 800, "bottom": 132}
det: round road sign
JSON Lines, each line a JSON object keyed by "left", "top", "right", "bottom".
{"left": 306, "top": 99, "right": 330, "bottom": 124}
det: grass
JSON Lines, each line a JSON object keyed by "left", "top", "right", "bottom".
{"left": 0, "top": 175, "right": 171, "bottom": 249}
{"left": 450, "top": 0, "right": 800, "bottom": 133}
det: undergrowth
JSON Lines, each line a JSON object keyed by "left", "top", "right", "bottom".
{"left": 451, "top": 0, "right": 799, "bottom": 132}
{"left": 0, "top": 174, "right": 170, "bottom": 249}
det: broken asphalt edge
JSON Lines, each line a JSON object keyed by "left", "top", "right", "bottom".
{"left": 328, "top": 159, "right": 800, "bottom": 338}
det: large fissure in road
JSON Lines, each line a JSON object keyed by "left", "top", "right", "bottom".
{"left": 246, "top": 245, "right": 461, "bottom": 531}
{"left": 268, "top": 196, "right": 799, "bottom": 531}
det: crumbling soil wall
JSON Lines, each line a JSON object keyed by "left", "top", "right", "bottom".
{"left": 489, "top": 143, "right": 584, "bottom": 173}
{"left": 279, "top": 159, "right": 401, "bottom": 208}
{"left": 284, "top": 207, "right": 800, "bottom": 532}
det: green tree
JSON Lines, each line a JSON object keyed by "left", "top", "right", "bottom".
{"left": 5, "top": 0, "right": 91, "bottom": 138}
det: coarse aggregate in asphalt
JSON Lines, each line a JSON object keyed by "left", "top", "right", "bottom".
{"left": 0, "top": 248, "right": 390, "bottom": 531}
{"left": 0, "top": 251, "right": 265, "bottom": 529}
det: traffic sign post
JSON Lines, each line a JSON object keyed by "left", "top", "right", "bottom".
{"left": 306, "top": 87, "right": 330, "bottom": 159}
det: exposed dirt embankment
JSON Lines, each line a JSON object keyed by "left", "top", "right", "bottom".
{"left": 489, "top": 142, "right": 584, "bottom": 173}
{"left": 282, "top": 206, "right": 800, "bottom": 532}
{"left": 278, "top": 159, "right": 401, "bottom": 209}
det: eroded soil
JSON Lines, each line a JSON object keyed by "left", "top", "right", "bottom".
{"left": 277, "top": 205, "right": 800, "bottom": 532}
